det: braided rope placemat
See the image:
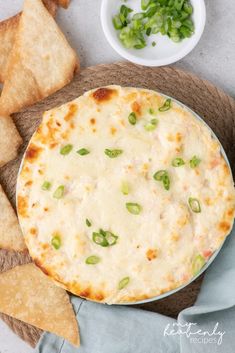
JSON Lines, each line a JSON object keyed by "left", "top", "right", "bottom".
{"left": 0, "top": 62, "right": 234, "bottom": 347}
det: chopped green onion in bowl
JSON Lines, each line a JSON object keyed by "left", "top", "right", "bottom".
{"left": 112, "top": 0, "right": 195, "bottom": 50}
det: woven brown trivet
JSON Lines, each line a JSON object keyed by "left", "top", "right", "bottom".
{"left": 0, "top": 62, "right": 234, "bottom": 348}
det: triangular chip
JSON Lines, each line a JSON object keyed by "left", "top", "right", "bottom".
{"left": 0, "top": 185, "right": 26, "bottom": 251}
{"left": 0, "top": 115, "right": 22, "bottom": 167}
{"left": 0, "top": 0, "right": 58, "bottom": 83}
{"left": 0, "top": 0, "right": 78, "bottom": 115}
{"left": 0, "top": 263, "right": 80, "bottom": 346}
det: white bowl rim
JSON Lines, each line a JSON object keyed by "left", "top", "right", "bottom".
{"left": 101, "top": 0, "right": 206, "bottom": 67}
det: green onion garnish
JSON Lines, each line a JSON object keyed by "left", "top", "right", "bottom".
{"left": 192, "top": 254, "right": 205, "bottom": 275}
{"left": 152, "top": 41, "right": 156, "bottom": 47}
{"left": 128, "top": 112, "right": 137, "bottom": 125}
{"left": 104, "top": 149, "right": 123, "bottom": 158}
{"left": 149, "top": 108, "right": 154, "bottom": 114}
{"left": 51, "top": 235, "right": 61, "bottom": 250}
{"left": 92, "top": 230, "right": 118, "bottom": 247}
{"left": 188, "top": 197, "right": 201, "bottom": 213}
{"left": 41, "top": 181, "right": 51, "bottom": 191}
{"left": 172, "top": 157, "right": 185, "bottom": 167}
{"left": 60, "top": 144, "right": 73, "bottom": 155}
{"left": 53, "top": 185, "right": 65, "bottom": 199}
{"left": 126, "top": 202, "right": 142, "bottom": 215}
{"left": 86, "top": 219, "right": 92, "bottom": 227}
{"left": 85, "top": 255, "right": 100, "bottom": 265}
{"left": 153, "top": 170, "right": 170, "bottom": 190}
{"left": 118, "top": 277, "right": 130, "bottom": 290}
{"left": 144, "top": 118, "right": 158, "bottom": 132}
{"left": 105, "top": 231, "right": 119, "bottom": 246}
{"left": 121, "top": 181, "right": 129, "bottom": 195}
{"left": 77, "top": 148, "right": 90, "bottom": 156}
{"left": 159, "top": 99, "right": 172, "bottom": 112}
{"left": 190, "top": 156, "right": 201, "bottom": 168}
{"left": 153, "top": 170, "right": 167, "bottom": 181}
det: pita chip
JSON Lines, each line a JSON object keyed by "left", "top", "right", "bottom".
{"left": 0, "top": 0, "right": 58, "bottom": 83}
{"left": 0, "top": 263, "right": 80, "bottom": 346}
{"left": 0, "top": 0, "right": 78, "bottom": 115}
{"left": 0, "top": 115, "right": 22, "bottom": 167}
{"left": 0, "top": 185, "right": 26, "bottom": 252}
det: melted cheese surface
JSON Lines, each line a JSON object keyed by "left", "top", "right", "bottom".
{"left": 17, "top": 86, "right": 235, "bottom": 303}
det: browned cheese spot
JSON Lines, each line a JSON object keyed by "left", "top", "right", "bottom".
{"left": 92, "top": 88, "right": 117, "bottom": 103}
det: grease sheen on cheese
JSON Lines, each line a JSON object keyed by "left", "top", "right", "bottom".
{"left": 17, "top": 86, "right": 235, "bottom": 304}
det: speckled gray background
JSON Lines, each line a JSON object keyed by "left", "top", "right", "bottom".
{"left": 0, "top": 1, "right": 234, "bottom": 352}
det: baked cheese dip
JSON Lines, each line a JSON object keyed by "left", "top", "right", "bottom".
{"left": 17, "top": 86, "right": 235, "bottom": 304}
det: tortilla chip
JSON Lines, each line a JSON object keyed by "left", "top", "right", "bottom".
{"left": 0, "top": 0, "right": 78, "bottom": 115}
{"left": 56, "top": 0, "right": 71, "bottom": 9}
{"left": 0, "top": 115, "right": 22, "bottom": 167}
{"left": 0, "top": 185, "right": 26, "bottom": 252}
{"left": 0, "top": 263, "right": 80, "bottom": 346}
{"left": 0, "top": 0, "right": 57, "bottom": 84}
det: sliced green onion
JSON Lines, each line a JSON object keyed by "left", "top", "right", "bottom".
{"left": 146, "top": 27, "right": 152, "bottom": 36}
{"left": 153, "top": 170, "right": 170, "bottom": 190}
{"left": 162, "top": 174, "right": 170, "bottom": 190}
{"left": 192, "top": 254, "right": 205, "bottom": 275}
{"left": 41, "top": 181, "right": 51, "bottom": 191}
{"left": 92, "top": 232, "right": 109, "bottom": 247}
{"left": 105, "top": 231, "right": 118, "bottom": 246}
{"left": 105, "top": 149, "right": 123, "bottom": 158}
{"left": 153, "top": 170, "right": 167, "bottom": 181}
{"left": 183, "top": 1, "right": 193, "bottom": 15}
{"left": 172, "top": 157, "right": 185, "bottom": 167}
{"left": 51, "top": 235, "right": 61, "bottom": 250}
{"left": 144, "top": 118, "right": 158, "bottom": 131}
{"left": 85, "top": 255, "right": 100, "bottom": 265}
{"left": 92, "top": 230, "right": 118, "bottom": 247}
{"left": 77, "top": 148, "right": 90, "bottom": 156}
{"left": 118, "top": 277, "right": 130, "bottom": 290}
{"left": 188, "top": 197, "right": 201, "bottom": 213}
{"left": 152, "top": 41, "right": 156, "bottom": 47}
{"left": 128, "top": 112, "right": 137, "bottom": 125}
{"left": 113, "top": 15, "right": 123, "bottom": 30}
{"left": 53, "top": 185, "right": 65, "bottom": 199}
{"left": 60, "top": 144, "right": 73, "bottom": 155}
{"left": 141, "top": 0, "right": 151, "bottom": 11}
{"left": 174, "top": 0, "right": 185, "bottom": 11}
{"left": 149, "top": 108, "right": 154, "bottom": 114}
{"left": 190, "top": 156, "right": 201, "bottom": 168}
{"left": 121, "top": 181, "right": 129, "bottom": 195}
{"left": 159, "top": 99, "right": 172, "bottom": 112}
{"left": 126, "top": 202, "right": 142, "bottom": 215}
{"left": 86, "top": 219, "right": 92, "bottom": 227}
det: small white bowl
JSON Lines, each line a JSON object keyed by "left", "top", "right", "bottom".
{"left": 101, "top": 0, "right": 206, "bottom": 67}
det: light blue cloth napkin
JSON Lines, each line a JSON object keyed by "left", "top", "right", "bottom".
{"left": 36, "top": 226, "right": 235, "bottom": 353}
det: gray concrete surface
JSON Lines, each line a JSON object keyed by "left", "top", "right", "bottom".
{"left": 0, "top": 1, "right": 234, "bottom": 352}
